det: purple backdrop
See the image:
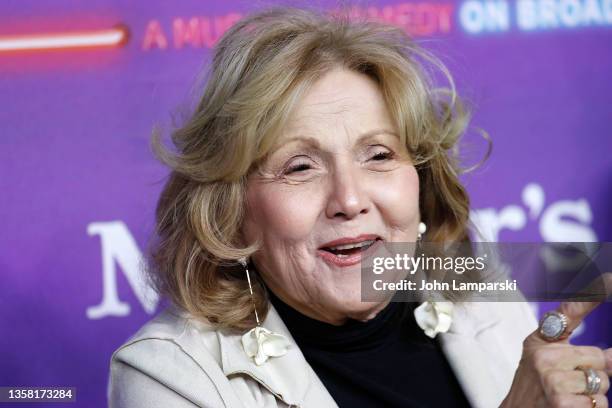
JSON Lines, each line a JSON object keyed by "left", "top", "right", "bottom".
{"left": 1, "top": 0, "right": 611, "bottom": 406}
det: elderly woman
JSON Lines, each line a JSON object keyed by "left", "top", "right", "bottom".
{"left": 108, "top": 7, "right": 611, "bottom": 408}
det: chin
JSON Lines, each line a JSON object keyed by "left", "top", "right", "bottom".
{"left": 314, "top": 277, "right": 388, "bottom": 323}
{"left": 327, "top": 296, "right": 386, "bottom": 323}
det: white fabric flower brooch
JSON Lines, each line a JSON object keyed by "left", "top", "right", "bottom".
{"left": 413, "top": 300, "right": 454, "bottom": 338}
{"left": 241, "top": 326, "right": 291, "bottom": 365}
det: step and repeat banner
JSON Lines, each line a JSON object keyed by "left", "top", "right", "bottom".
{"left": 1, "top": 0, "right": 611, "bottom": 406}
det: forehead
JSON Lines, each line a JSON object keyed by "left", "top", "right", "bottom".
{"left": 279, "top": 68, "right": 396, "bottom": 143}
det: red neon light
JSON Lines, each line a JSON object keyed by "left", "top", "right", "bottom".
{"left": 0, "top": 25, "right": 129, "bottom": 52}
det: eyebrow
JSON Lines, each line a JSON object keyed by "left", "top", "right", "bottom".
{"left": 275, "top": 128, "right": 399, "bottom": 151}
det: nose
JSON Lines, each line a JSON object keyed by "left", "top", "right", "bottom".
{"left": 325, "top": 163, "right": 371, "bottom": 220}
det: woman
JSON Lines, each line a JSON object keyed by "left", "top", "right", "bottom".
{"left": 108, "top": 7, "right": 611, "bottom": 408}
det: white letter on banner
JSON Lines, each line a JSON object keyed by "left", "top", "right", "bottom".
{"left": 559, "top": 0, "right": 582, "bottom": 27}
{"left": 517, "top": 0, "right": 538, "bottom": 30}
{"left": 86, "top": 221, "right": 158, "bottom": 319}
{"left": 460, "top": 1, "right": 510, "bottom": 33}
{"left": 603, "top": 0, "right": 612, "bottom": 23}
{"left": 470, "top": 206, "right": 527, "bottom": 242}
{"left": 582, "top": 0, "right": 603, "bottom": 24}
{"left": 539, "top": 199, "right": 597, "bottom": 242}
{"left": 485, "top": 1, "right": 510, "bottom": 31}
{"left": 538, "top": 0, "right": 560, "bottom": 29}
{"left": 460, "top": 1, "right": 485, "bottom": 33}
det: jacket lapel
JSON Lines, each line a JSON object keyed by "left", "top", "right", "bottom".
{"left": 217, "top": 305, "right": 337, "bottom": 407}
{"left": 438, "top": 302, "right": 509, "bottom": 408}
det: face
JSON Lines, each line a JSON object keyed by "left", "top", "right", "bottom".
{"left": 241, "top": 67, "right": 421, "bottom": 325}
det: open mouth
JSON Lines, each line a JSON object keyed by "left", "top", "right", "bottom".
{"left": 320, "top": 238, "right": 383, "bottom": 258}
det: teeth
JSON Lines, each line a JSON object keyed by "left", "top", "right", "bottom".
{"left": 326, "top": 239, "right": 375, "bottom": 251}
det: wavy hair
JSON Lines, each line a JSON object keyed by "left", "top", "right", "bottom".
{"left": 148, "top": 6, "right": 487, "bottom": 331}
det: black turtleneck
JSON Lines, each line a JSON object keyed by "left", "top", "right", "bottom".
{"left": 268, "top": 290, "right": 472, "bottom": 408}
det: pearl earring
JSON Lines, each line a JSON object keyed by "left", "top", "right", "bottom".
{"left": 417, "top": 222, "right": 427, "bottom": 241}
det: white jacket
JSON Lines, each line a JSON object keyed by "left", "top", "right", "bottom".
{"left": 108, "top": 301, "right": 537, "bottom": 408}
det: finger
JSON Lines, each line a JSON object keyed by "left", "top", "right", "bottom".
{"left": 529, "top": 345, "right": 607, "bottom": 373}
{"left": 574, "top": 271, "right": 612, "bottom": 302}
{"left": 593, "top": 394, "right": 609, "bottom": 408}
{"left": 542, "top": 369, "right": 609, "bottom": 396}
{"left": 557, "top": 300, "right": 602, "bottom": 337}
{"left": 577, "top": 370, "right": 610, "bottom": 396}
{"left": 548, "top": 393, "right": 608, "bottom": 408}
{"left": 592, "top": 370, "right": 609, "bottom": 395}
{"left": 524, "top": 302, "right": 602, "bottom": 347}
{"left": 522, "top": 275, "right": 609, "bottom": 347}
{"left": 558, "top": 272, "right": 612, "bottom": 331}
{"left": 554, "top": 346, "right": 608, "bottom": 371}
{"left": 606, "top": 348, "right": 612, "bottom": 376}
{"left": 587, "top": 394, "right": 608, "bottom": 408}
{"left": 557, "top": 271, "right": 612, "bottom": 328}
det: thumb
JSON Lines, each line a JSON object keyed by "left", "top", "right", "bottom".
{"left": 522, "top": 301, "right": 601, "bottom": 348}
{"left": 556, "top": 272, "right": 612, "bottom": 338}
{"left": 556, "top": 300, "right": 601, "bottom": 337}
{"left": 523, "top": 272, "right": 611, "bottom": 347}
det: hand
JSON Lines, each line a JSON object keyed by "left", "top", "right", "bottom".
{"left": 501, "top": 299, "right": 611, "bottom": 407}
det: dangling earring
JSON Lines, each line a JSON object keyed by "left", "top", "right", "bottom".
{"left": 417, "top": 221, "right": 427, "bottom": 242}
{"left": 240, "top": 257, "right": 260, "bottom": 325}
{"left": 238, "top": 257, "right": 290, "bottom": 366}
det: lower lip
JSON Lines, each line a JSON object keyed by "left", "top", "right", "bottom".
{"left": 317, "top": 240, "right": 383, "bottom": 267}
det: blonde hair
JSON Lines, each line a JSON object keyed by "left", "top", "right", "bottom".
{"left": 149, "top": 6, "right": 484, "bottom": 331}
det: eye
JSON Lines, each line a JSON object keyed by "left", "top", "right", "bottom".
{"left": 369, "top": 147, "right": 395, "bottom": 161}
{"left": 286, "top": 163, "right": 312, "bottom": 173}
{"left": 283, "top": 156, "right": 314, "bottom": 174}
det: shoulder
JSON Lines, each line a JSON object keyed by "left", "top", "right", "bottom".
{"left": 108, "top": 306, "right": 229, "bottom": 408}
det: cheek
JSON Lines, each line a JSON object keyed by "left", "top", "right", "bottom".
{"left": 244, "top": 184, "right": 320, "bottom": 244}
{"left": 372, "top": 165, "right": 420, "bottom": 224}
